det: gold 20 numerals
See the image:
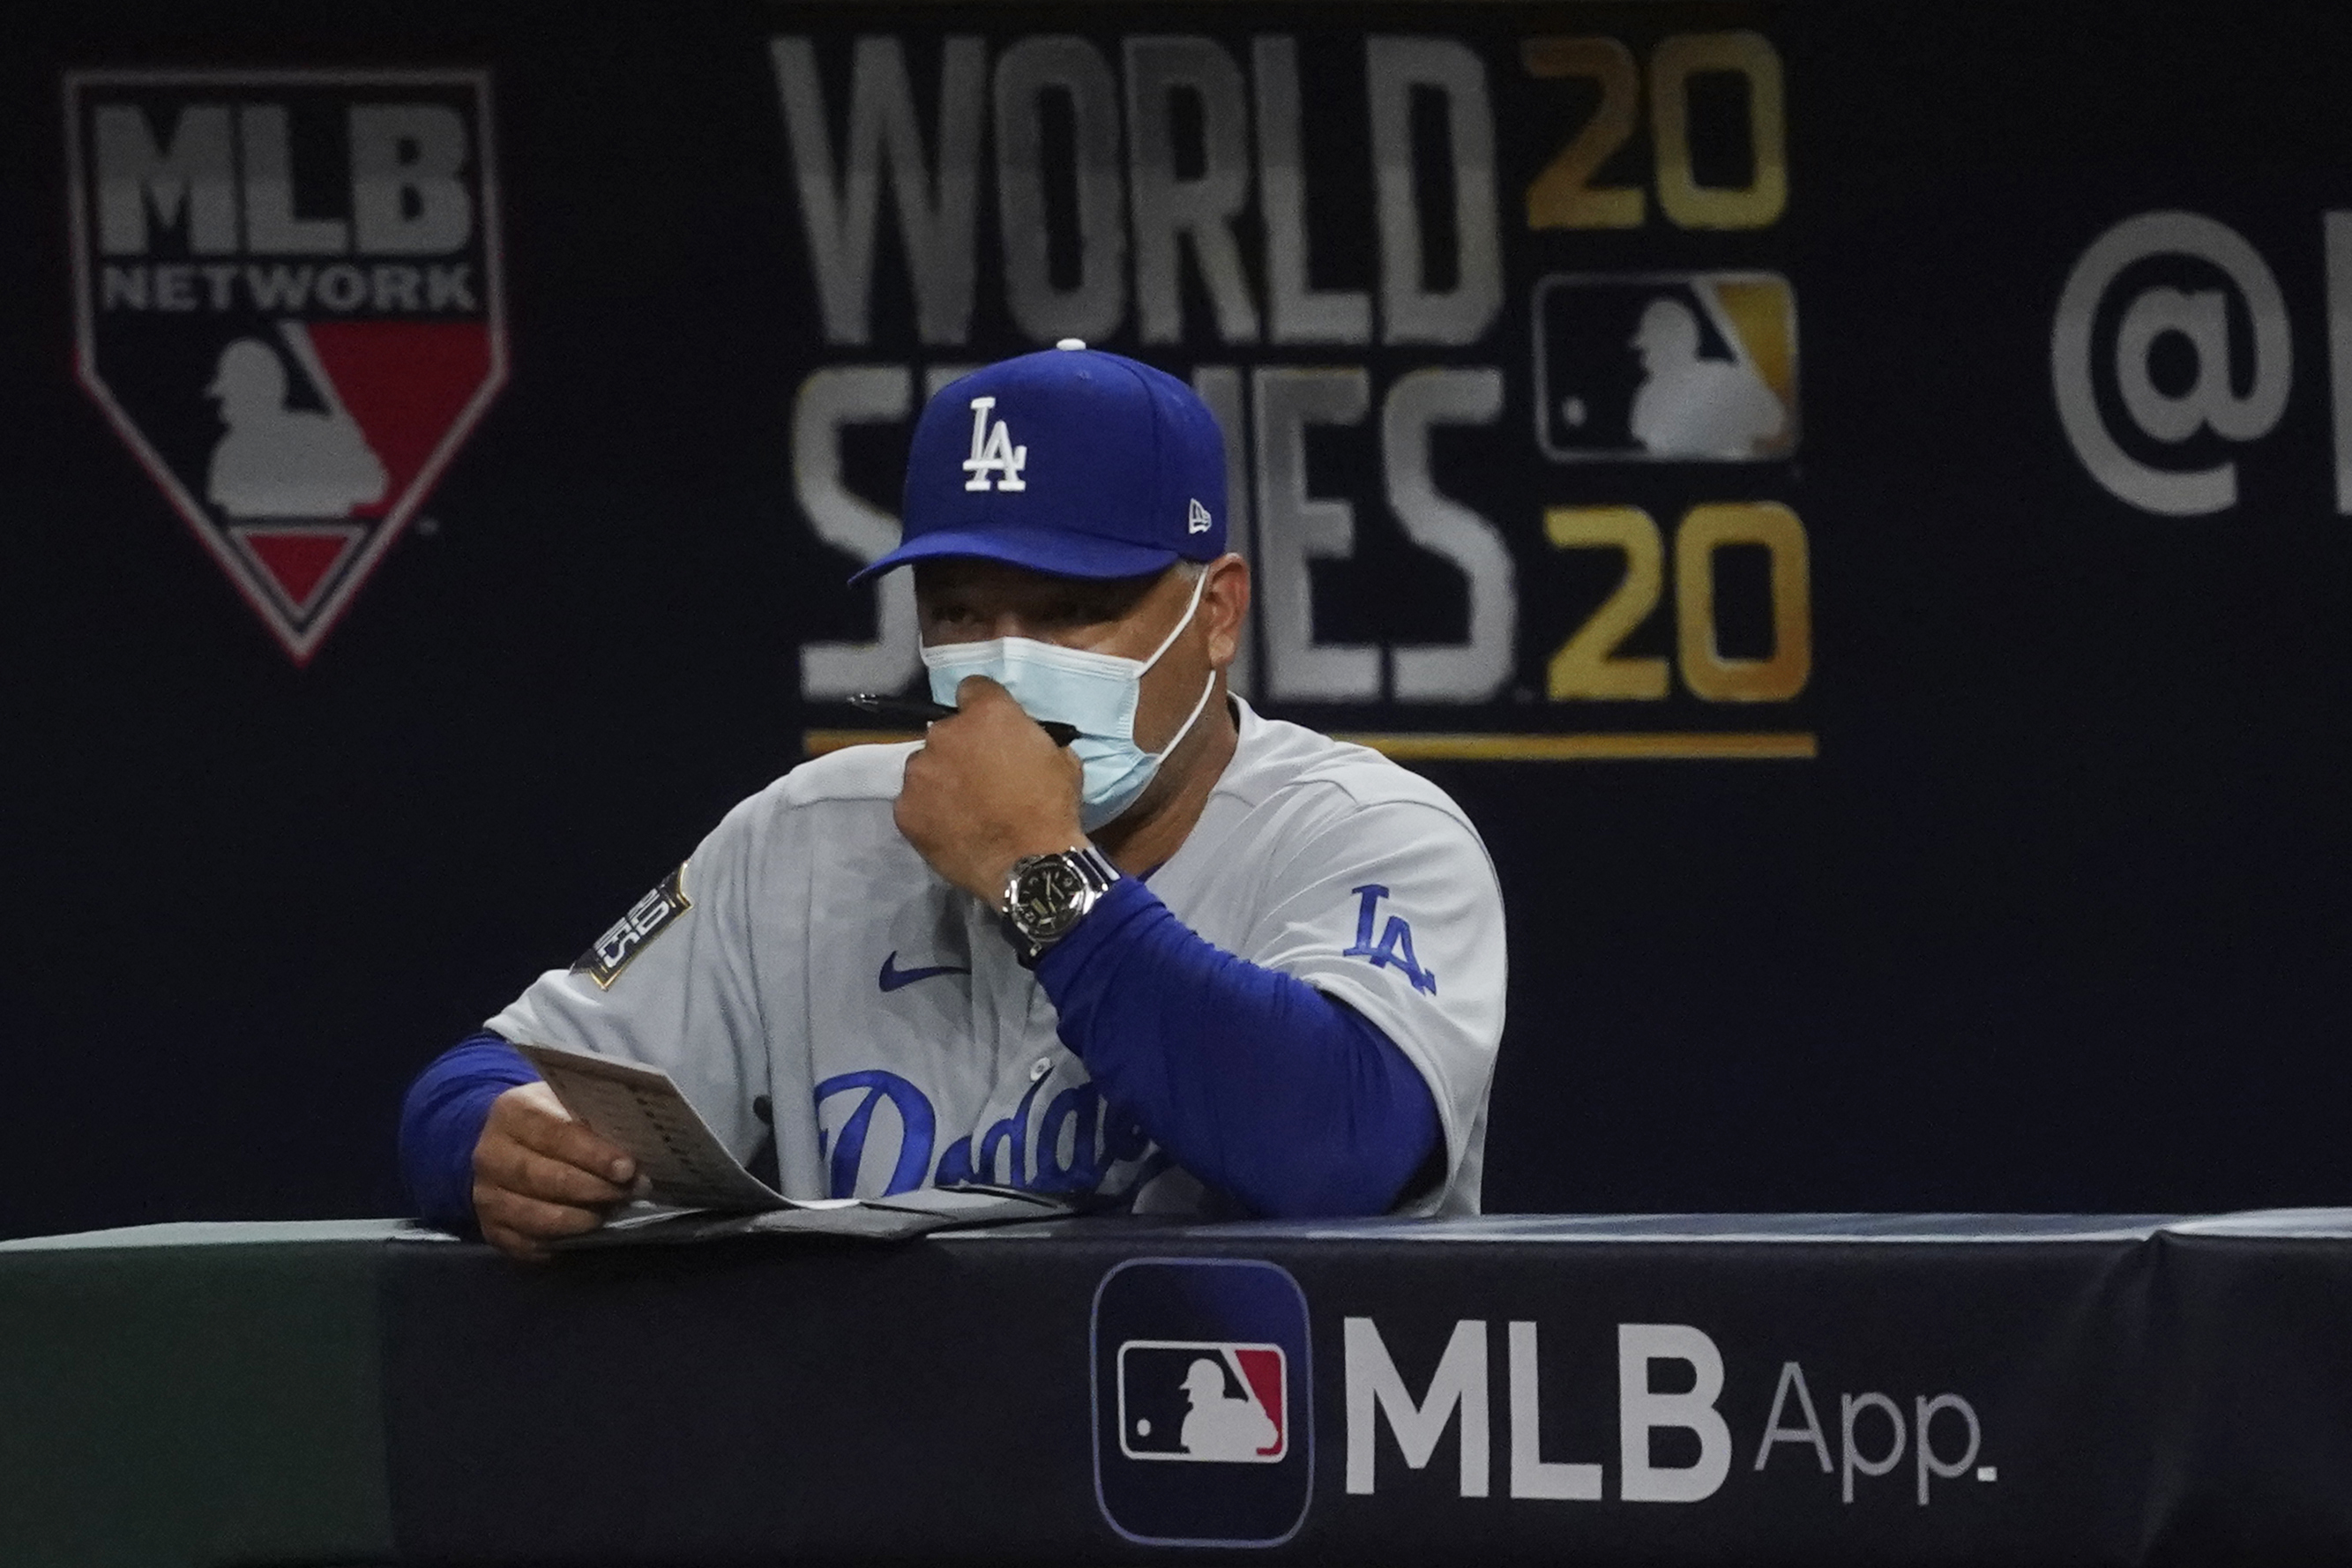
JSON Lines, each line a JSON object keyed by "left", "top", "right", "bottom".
{"left": 1523, "top": 32, "right": 1788, "bottom": 231}
{"left": 1546, "top": 504, "right": 1811, "bottom": 703}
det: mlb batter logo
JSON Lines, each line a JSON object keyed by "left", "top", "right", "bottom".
{"left": 1093, "top": 1258, "right": 1312, "bottom": 1547}
{"left": 63, "top": 70, "right": 507, "bottom": 661}
{"left": 1534, "top": 271, "right": 1799, "bottom": 463}
{"left": 1116, "top": 1341, "right": 1288, "bottom": 1463}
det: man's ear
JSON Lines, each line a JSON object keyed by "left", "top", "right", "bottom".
{"left": 1200, "top": 554, "right": 1251, "bottom": 671}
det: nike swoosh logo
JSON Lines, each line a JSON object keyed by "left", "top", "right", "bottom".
{"left": 878, "top": 951, "right": 972, "bottom": 992}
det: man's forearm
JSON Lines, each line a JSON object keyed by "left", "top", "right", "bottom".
{"left": 398, "top": 1032, "right": 539, "bottom": 1229}
{"left": 1034, "top": 877, "right": 1441, "bottom": 1217}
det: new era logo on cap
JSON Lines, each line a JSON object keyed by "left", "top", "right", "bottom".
{"left": 1093, "top": 1258, "right": 1312, "bottom": 1548}
{"left": 855, "top": 344, "right": 1227, "bottom": 583}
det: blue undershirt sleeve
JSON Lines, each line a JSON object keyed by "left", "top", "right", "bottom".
{"left": 1033, "top": 876, "right": 1442, "bottom": 1218}
{"left": 398, "top": 1032, "right": 540, "bottom": 1231}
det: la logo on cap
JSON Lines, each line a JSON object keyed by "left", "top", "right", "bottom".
{"left": 962, "top": 396, "right": 1027, "bottom": 493}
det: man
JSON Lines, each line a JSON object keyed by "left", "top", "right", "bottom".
{"left": 401, "top": 344, "right": 1505, "bottom": 1258}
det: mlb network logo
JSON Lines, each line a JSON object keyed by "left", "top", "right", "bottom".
{"left": 1094, "top": 1259, "right": 1312, "bottom": 1547}
{"left": 63, "top": 69, "right": 506, "bottom": 662}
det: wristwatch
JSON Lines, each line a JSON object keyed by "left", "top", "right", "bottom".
{"left": 1001, "top": 845, "right": 1121, "bottom": 966}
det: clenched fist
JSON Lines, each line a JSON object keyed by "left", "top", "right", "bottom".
{"left": 895, "top": 676, "right": 1086, "bottom": 903}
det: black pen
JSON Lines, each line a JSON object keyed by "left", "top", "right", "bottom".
{"left": 847, "top": 694, "right": 1079, "bottom": 748}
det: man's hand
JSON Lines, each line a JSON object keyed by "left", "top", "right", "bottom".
{"left": 471, "top": 1081, "right": 637, "bottom": 1260}
{"left": 896, "top": 675, "right": 1086, "bottom": 903}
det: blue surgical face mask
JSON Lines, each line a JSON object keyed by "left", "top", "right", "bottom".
{"left": 921, "top": 569, "right": 1217, "bottom": 833}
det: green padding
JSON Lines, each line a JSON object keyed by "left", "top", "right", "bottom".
{"left": 0, "top": 1221, "right": 399, "bottom": 1567}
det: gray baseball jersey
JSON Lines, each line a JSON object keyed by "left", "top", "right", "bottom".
{"left": 488, "top": 698, "right": 1505, "bottom": 1216}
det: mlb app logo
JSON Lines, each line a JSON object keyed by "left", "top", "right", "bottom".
{"left": 1534, "top": 271, "right": 1799, "bottom": 463}
{"left": 64, "top": 70, "right": 506, "bottom": 661}
{"left": 1093, "top": 1259, "right": 1311, "bottom": 1547}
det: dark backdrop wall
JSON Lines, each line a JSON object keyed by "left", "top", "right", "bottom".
{"left": 4, "top": 0, "right": 2345, "bottom": 1239}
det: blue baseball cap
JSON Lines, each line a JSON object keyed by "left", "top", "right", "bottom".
{"left": 852, "top": 342, "right": 1227, "bottom": 583}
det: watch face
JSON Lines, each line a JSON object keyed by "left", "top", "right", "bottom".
{"left": 1013, "top": 857, "right": 1088, "bottom": 939}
